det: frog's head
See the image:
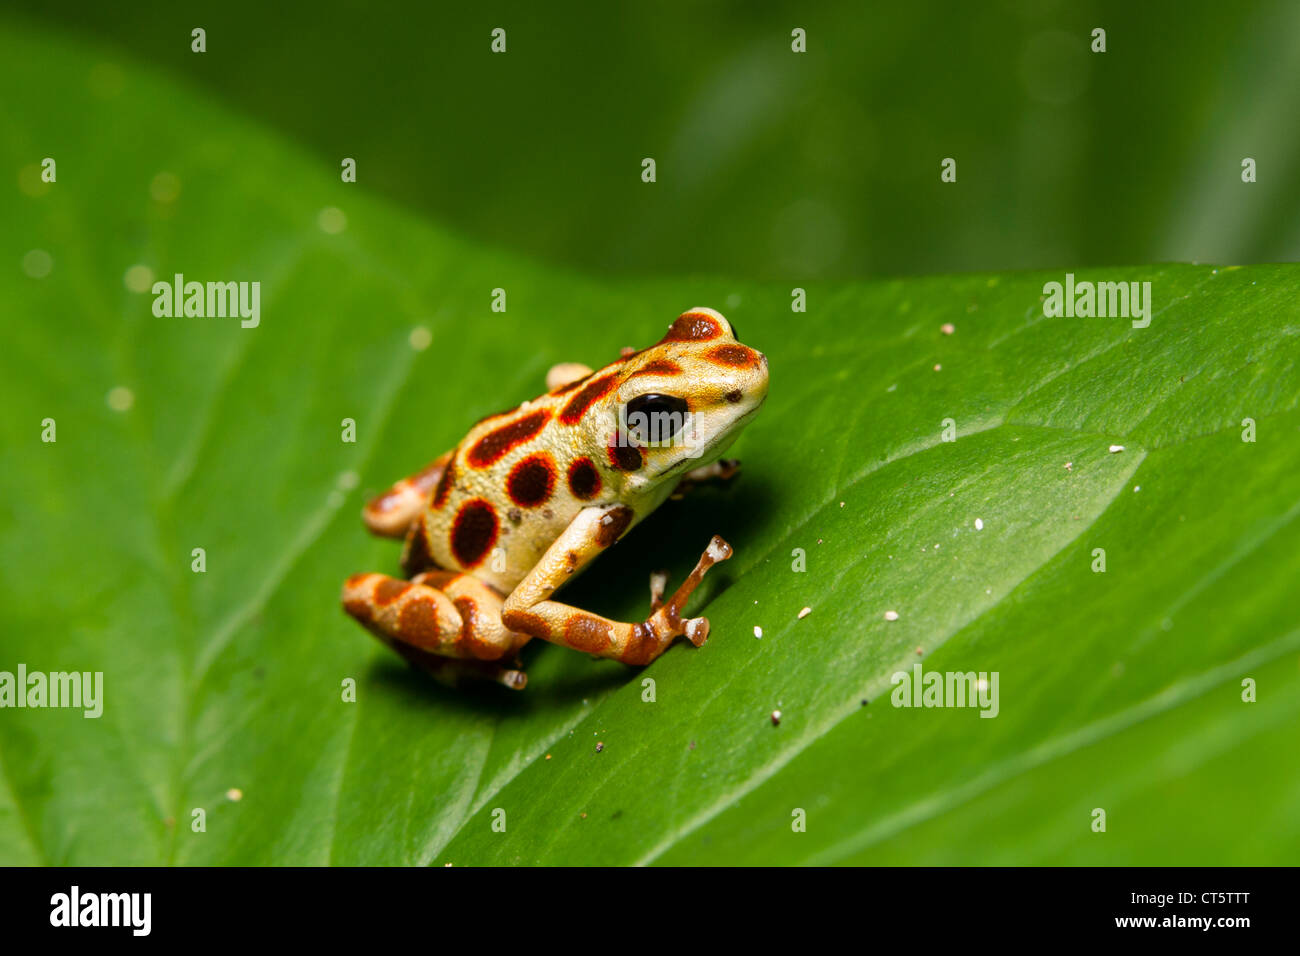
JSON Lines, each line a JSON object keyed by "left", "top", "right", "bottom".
{"left": 609, "top": 308, "right": 769, "bottom": 490}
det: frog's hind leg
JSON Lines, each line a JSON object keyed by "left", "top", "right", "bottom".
{"left": 362, "top": 451, "right": 453, "bottom": 538}
{"left": 342, "top": 571, "right": 530, "bottom": 690}
{"left": 501, "top": 504, "right": 733, "bottom": 667}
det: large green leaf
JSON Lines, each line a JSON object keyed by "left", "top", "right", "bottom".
{"left": 2, "top": 22, "right": 1297, "bottom": 866}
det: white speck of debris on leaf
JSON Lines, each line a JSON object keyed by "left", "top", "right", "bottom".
{"left": 933, "top": 363, "right": 942, "bottom": 372}
{"left": 840, "top": 501, "right": 845, "bottom": 508}
{"left": 884, "top": 610, "right": 899, "bottom": 621}
{"left": 1134, "top": 485, "right": 1141, "bottom": 492}
{"left": 1109, "top": 444, "right": 1125, "bottom": 453}
{"left": 770, "top": 710, "right": 782, "bottom": 726}
{"left": 974, "top": 518, "right": 984, "bottom": 531}
{"left": 1064, "top": 461, "right": 1073, "bottom": 471}
{"left": 941, "top": 323, "right": 955, "bottom": 335}
{"left": 226, "top": 788, "right": 243, "bottom": 802}
{"left": 797, "top": 606, "right": 812, "bottom": 620}
{"left": 753, "top": 626, "right": 763, "bottom": 638}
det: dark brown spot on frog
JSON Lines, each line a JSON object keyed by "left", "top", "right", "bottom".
{"left": 596, "top": 505, "right": 634, "bottom": 548}
{"left": 565, "top": 613, "right": 612, "bottom": 653}
{"left": 416, "top": 569, "right": 460, "bottom": 590}
{"left": 506, "top": 453, "right": 556, "bottom": 508}
{"left": 621, "top": 621, "right": 659, "bottom": 666}
{"left": 451, "top": 498, "right": 499, "bottom": 567}
{"left": 559, "top": 373, "right": 619, "bottom": 425}
{"left": 432, "top": 452, "right": 458, "bottom": 508}
{"left": 467, "top": 410, "right": 551, "bottom": 468}
{"left": 607, "top": 440, "right": 642, "bottom": 472}
{"left": 502, "top": 609, "right": 550, "bottom": 639}
{"left": 707, "top": 344, "right": 758, "bottom": 368}
{"left": 724, "top": 388, "right": 743, "bottom": 404}
{"left": 629, "top": 358, "right": 683, "bottom": 378}
{"left": 507, "top": 507, "right": 523, "bottom": 526}
{"left": 567, "top": 457, "right": 602, "bottom": 500}
{"left": 398, "top": 596, "right": 442, "bottom": 648}
{"left": 662, "top": 312, "right": 723, "bottom": 343}
{"left": 375, "top": 578, "right": 410, "bottom": 605}
{"left": 454, "top": 597, "right": 495, "bottom": 660}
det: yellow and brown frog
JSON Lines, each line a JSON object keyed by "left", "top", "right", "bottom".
{"left": 342, "top": 308, "right": 769, "bottom": 689}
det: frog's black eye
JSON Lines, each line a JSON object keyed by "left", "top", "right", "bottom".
{"left": 626, "top": 393, "right": 689, "bottom": 444}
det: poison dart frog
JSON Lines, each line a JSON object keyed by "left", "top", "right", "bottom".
{"left": 341, "top": 308, "right": 769, "bottom": 689}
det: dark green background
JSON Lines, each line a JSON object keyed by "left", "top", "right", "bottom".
{"left": 18, "top": 0, "right": 1300, "bottom": 279}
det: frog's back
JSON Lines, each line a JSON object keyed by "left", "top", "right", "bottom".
{"left": 408, "top": 369, "right": 637, "bottom": 593}
{"left": 403, "top": 309, "right": 768, "bottom": 594}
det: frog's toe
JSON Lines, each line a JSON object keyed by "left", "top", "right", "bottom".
{"left": 684, "top": 616, "right": 710, "bottom": 647}
{"left": 648, "top": 569, "right": 670, "bottom": 612}
{"left": 496, "top": 668, "right": 528, "bottom": 691}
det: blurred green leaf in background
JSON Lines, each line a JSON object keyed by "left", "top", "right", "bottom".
{"left": 1, "top": 7, "right": 1298, "bottom": 866}
{"left": 12, "top": 0, "right": 1300, "bottom": 279}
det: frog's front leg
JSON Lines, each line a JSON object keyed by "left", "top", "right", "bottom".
{"left": 501, "top": 505, "right": 733, "bottom": 666}
{"left": 342, "top": 570, "right": 529, "bottom": 689}
{"left": 362, "top": 451, "right": 453, "bottom": 538}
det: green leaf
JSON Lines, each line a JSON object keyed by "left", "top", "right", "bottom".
{"left": 2, "top": 21, "right": 1297, "bottom": 866}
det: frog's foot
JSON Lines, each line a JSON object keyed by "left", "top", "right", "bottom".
{"left": 545, "top": 362, "right": 593, "bottom": 392}
{"left": 362, "top": 451, "right": 453, "bottom": 538}
{"left": 648, "top": 569, "right": 670, "bottom": 613}
{"left": 501, "top": 509, "right": 733, "bottom": 668}
{"left": 341, "top": 570, "right": 531, "bottom": 690}
{"left": 670, "top": 459, "right": 741, "bottom": 499}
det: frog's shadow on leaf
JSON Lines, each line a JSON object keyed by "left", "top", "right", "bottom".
{"left": 367, "top": 655, "right": 627, "bottom": 717}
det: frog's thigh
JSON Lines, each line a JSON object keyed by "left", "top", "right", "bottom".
{"left": 362, "top": 451, "right": 452, "bottom": 538}
{"left": 342, "top": 572, "right": 528, "bottom": 689}
{"left": 501, "top": 505, "right": 732, "bottom": 666}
